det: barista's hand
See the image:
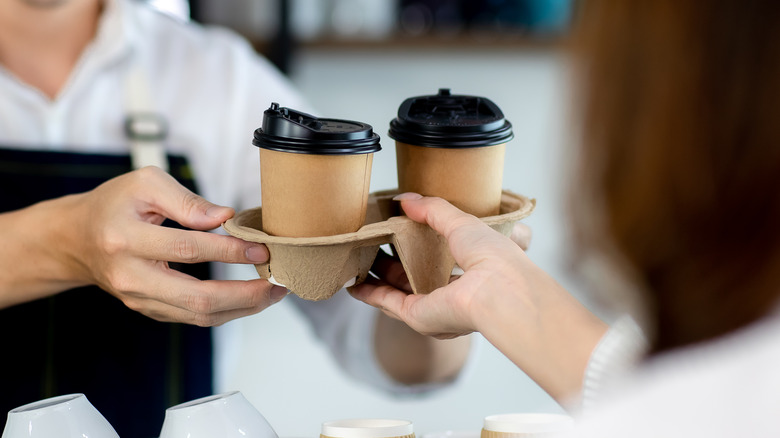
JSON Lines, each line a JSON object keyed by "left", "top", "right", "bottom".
{"left": 350, "top": 193, "right": 608, "bottom": 402}
{"left": 54, "top": 167, "right": 284, "bottom": 326}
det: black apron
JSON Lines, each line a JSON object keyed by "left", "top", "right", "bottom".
{"left": 0, "top": 148, "right": 213, "bottom": 438}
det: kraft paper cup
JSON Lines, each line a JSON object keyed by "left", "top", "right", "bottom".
{"left": 422, "top": 431, "right": 480, "bottom": 438}
{"left": 481, "top": 414, "right": 573, "bottom": 438}
{"left": 389, "top": 88, "right": 514, "bottom": 218}
{"left": 395, "top": 141, "right": 505, "bottom": 217}
{"left": 254, "top": 103, "right": 381, "bottom": 238}
{"left": 1, "top": 394, "right": 119, "bottom": 438}
{"left": 159, "top": 391, "right": 278, "bottom": 438}
{"left": 260, "top": 148, "right": 374, "bottom": 237}
{"left": 321, "top": 419, "right": 414, "bottom": 438}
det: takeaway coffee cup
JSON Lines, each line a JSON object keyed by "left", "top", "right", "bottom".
{"left": 321, "top": 419, "right": 414, "bottom": 438}
{"left": 388, "top": 88, "right": 514, "bottom": 217}
{"left": 480, "top": 414, "right": 573, "bottom": 438}
{"left": 254, "top": 103, "right": 381, "bottom": 237}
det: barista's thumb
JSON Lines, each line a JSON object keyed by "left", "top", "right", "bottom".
{"left": 178, "top": 194, "right": 235, "bottom": 231}
{"left": 142, "top": 166, "right": 235, "bottom": 230}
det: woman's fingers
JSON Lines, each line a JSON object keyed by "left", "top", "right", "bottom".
{"left": 395, "top": 194, "right": 519, "bottom": 269}
{"left": 348, "top": 194, "right": 532, "bottom": 338}
{"left": 350, "top": 276, "right": 476, "bottom": 337}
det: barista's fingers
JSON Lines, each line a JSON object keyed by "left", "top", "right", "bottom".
{"left": 510, "top": 222, "right": 532, "bottom": 251}
{"left": 164, "top": 277, "right": 284, "bottom": 315}
{"left": 126, "top": 224, "right": 269, "bottom": 264}
{"left": 120, "top": 294, "right": 281, "bottom": 326}
{"left": 107, "top": 266, "right": 284, "bottom": 319}
{"left": 129, "top": 166, "right": 235, "bottom": 230}
{"left": 369, "top": 250, "right": 412, "bottom": 293}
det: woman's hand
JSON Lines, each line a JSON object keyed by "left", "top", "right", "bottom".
{"left": 350, "top": 193, "right": 608, "bottom": 403}
{"left": 351, "top": 193, "right": 536, "bottom": 337}
{"left": 1, "top": 166, "right": 286, "bottom": 326}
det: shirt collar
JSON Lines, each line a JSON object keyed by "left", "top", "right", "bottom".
{"left": 86, "top": 0, "right": 136, "bottom": 71}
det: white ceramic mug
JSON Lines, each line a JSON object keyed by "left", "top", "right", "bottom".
{"left": 321, "top": 419, "right": 414, "bottom": 438}
{"left": 1, "top": 393, "right": 119, "bottom": 438}
{"left": 158, "top": 391, "right": 278, "bottom": 438}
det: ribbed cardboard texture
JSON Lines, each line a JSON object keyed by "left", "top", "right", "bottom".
{"left": 396, "top": 142, "right": 506, "bottom": 218}
{"left": 322, "top": 435, "right": 415, "bottom": 438}
{"left": 260, "top": 148, "right": 374, "bottom": 237}
{"left": 481, "top": 430, "right": 557, "bottom": 438}
{"left": 223, "top": 190, "right": 535, "bottom": 301}
{"left": 480, "top": 413, "right": 573, "bottom": 438}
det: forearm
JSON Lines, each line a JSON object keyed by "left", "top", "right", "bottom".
{"left": 351, "top": 196, "right": 611, "bottom": 401}
{"left": 0, "top": 195, "right": 88, "bottom": 308}
{"left": 475, "top": 264, "right": 608, "bottom": 405}
{"left": 374, "top": 312, "right": 472, "bottom": 385}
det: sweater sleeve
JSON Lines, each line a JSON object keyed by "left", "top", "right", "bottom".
{"left": 581, "top": 315, "right": 648, "bottom": 412}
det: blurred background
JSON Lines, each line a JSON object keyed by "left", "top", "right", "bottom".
{"left": 141, "top": 1, "right": 611, "bottom": 437}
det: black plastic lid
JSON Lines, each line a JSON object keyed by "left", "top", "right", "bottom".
{"left": 253, "top": 103, "right": 381, "bottom": 155}
{"left": 388, "top": 88, "right": 514, "bottom": 148}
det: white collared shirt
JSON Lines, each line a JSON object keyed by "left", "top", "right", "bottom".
{"left": 0, "top": 0, "right": 436, "bottom": 396}
{"left": 0, "top": 0, "right": 306, "bottom": 212}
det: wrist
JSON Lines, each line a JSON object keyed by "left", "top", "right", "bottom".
{"left": 30, "top": 194, "right": 92, "bottom": 287}
{"left": 472, "top": 256, "right": 608, "bottom": 403}
{"left": 0, "top": 195, "right": 90, "bottom": 308}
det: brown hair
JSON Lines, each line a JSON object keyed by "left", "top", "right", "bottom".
{"left": 571, "top": 1, "right": 780, "bottom": 353}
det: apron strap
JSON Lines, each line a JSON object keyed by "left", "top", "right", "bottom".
{"left": 124, "top": 66, "right": 170, "bottom": 172}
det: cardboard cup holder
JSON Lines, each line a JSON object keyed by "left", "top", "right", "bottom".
{"left": 223, "top": 190, "right": 535, "bottom": 301}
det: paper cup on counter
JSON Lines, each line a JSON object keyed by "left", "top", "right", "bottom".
{"left": 481, "top": 414, "right": 573, "bottom": 438}
{"left": 389, "top": 88, "right": 513, "bottom": 218}
{"left": 254, "top": 103, "right": 381, "bottom": 237}
{"left": 422, "top": 431, "right": 479, "bottom": 438}
{"left": 321, "top": 419, "right": 414, "bottom": 438}
{"left": 159, "top": 391, "right": 277, "bottom": 438}
{"left": 1, "top": 393, "right": 119, "bottom": 438}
